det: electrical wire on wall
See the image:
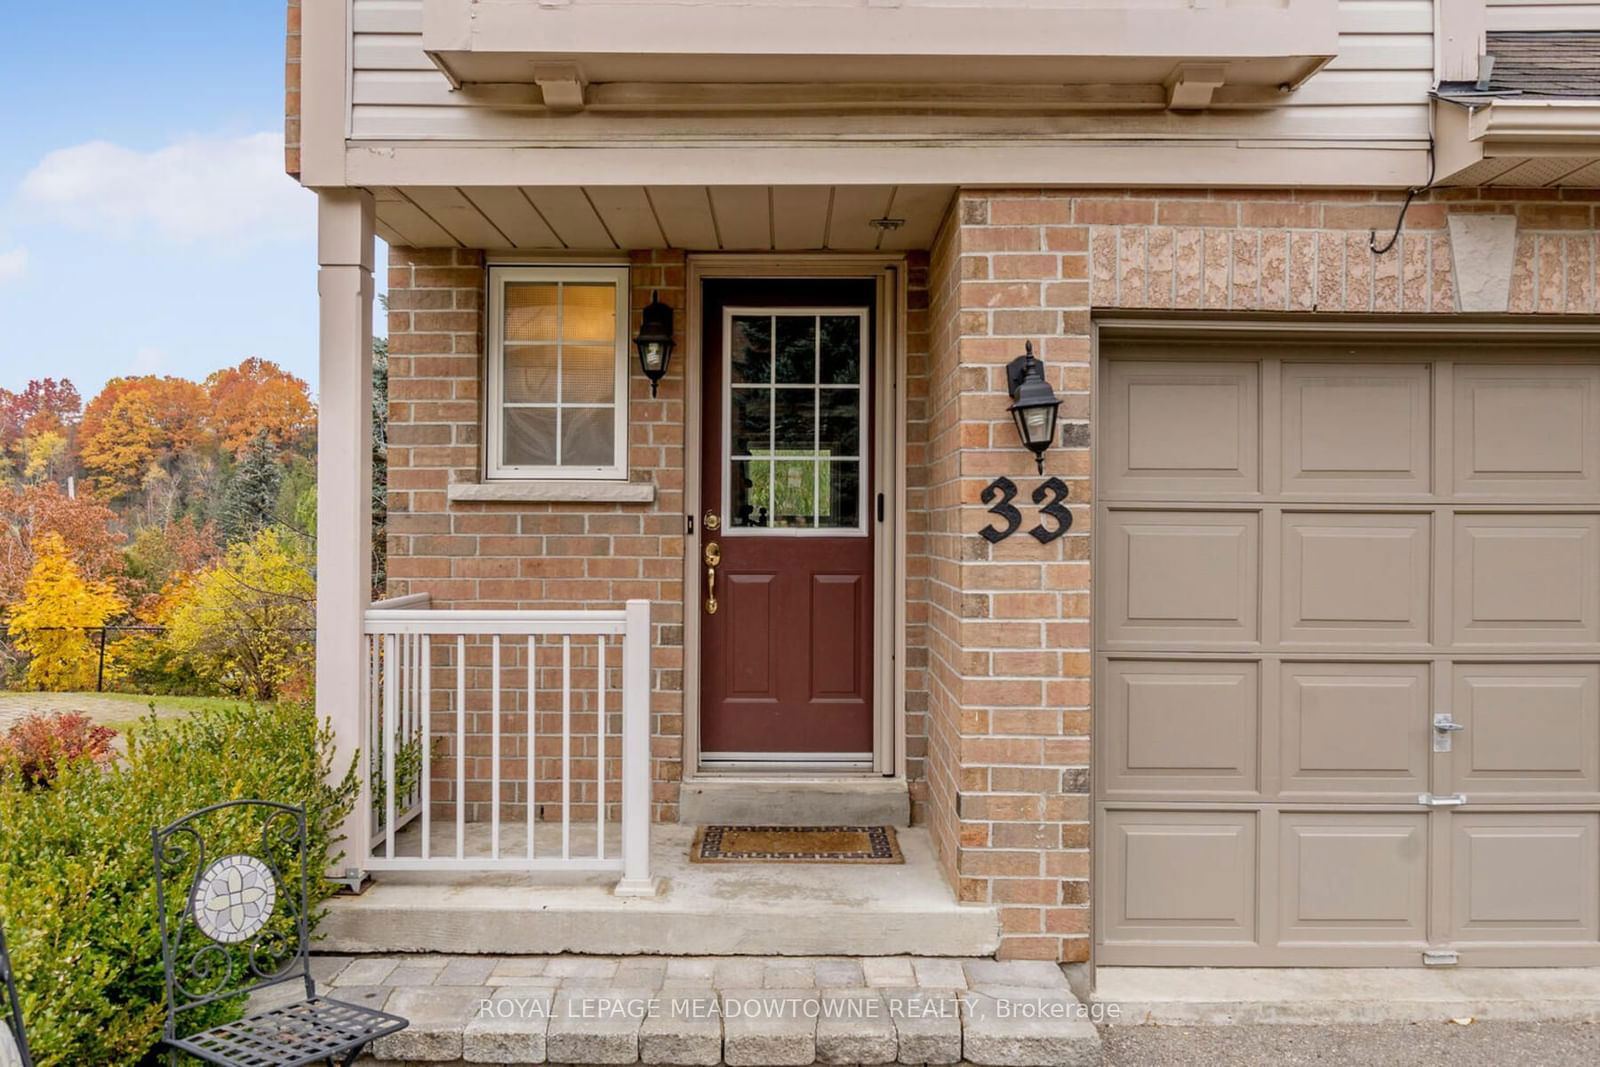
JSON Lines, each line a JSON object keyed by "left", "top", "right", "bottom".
{"left": 1369, "top": 134, "right": 1437, "bottom": 255}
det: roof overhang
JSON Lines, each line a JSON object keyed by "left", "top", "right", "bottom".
{"left": 421, "top": 0, "right": 1337, "bottom": 112}
{"left": 1434, "top": 96, "right": 1600, "bottom": 185}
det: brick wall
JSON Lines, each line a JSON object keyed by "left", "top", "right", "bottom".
{"left": 384, "top": 248, "right": 688, "bottom": 822}
{"left": 924, "top": 186, "right": 1600, "bottom": 962}
{"left": 385, "top": 249, "right": 936, "bottom": 824}
{"left": 384, "top": 187, "right": 1600, "bottom": 959}
{"left": 284, "top": 0, "right": 300, "bottom": 178}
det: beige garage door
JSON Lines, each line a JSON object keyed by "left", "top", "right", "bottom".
{"left": 1095, "top": 338, "right": 1600, "bottom": 966}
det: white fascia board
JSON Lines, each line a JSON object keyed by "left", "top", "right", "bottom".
{"left": 1467, "top": 99, "right": 1600, "bottom": 148}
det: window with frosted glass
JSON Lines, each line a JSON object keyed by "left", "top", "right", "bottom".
{"left": 492, "top": 272, "right": 625, "bottom": 477}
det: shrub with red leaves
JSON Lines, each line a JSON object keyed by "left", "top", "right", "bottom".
{"left": 0, "top": 712, "right": 117, "bottom": 786}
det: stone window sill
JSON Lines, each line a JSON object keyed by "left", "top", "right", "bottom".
{"left": 447, "top": 480, "right": 657, "bottom": 504}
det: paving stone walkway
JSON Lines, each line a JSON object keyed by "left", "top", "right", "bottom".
{"left": 257, "top": 955, "right": 1102, "bottom": 1066}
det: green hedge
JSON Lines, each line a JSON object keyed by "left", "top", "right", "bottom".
{"left": 0, "top": 702, "right": 358, "bottom": 1066}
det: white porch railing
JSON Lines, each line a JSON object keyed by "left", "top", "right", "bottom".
{"left": 360, "top": 599, "right": 654, "bottom": 894}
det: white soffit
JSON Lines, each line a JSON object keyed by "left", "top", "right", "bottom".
{"left": 372, "top": 184, "right": 955, "bottom": 252}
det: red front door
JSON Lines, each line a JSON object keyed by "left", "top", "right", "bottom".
{"left": 699, "top": 279, "right": 877, "bottom": 759}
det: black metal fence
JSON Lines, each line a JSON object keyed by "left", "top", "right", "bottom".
{"left": 5, "top": 626, "right": 316, "bottom": 693}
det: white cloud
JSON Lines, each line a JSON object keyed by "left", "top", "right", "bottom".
{"left": 0, "top": 246, "right": 25, "bottom": 283}
{"left": 19, "top": 132, "right": 311, "bottom": 245}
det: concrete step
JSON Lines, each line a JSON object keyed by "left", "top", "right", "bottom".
{"left": 677, "top": 779, "right": 911, "bottom": 827}
{"left": 322, "top": 827, "right": 998, "bottom": 957}
{"left": 255, "top": 955, "right": 1101, "bottom": 1066}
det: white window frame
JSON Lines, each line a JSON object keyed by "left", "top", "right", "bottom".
{"left": 485, "top": 264, "right": 631, "bottom": 481}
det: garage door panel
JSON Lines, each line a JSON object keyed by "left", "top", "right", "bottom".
{"left": 1281, "top": 513, "right": 1432, "bottom": 648}
{"left": 1280, "top": 662, "right": 1430, "bottom": 798}
{"left": 1099, "top": 349, "right": 1600, "bottom": 968}
{"left": 1453, "top": 365, "right": 1600, "bottom": 499}
{"left": 1102, "top": 361, "right": 1260, "bottom": 498}
{"left": 1450, "top": 664, "right": 1600, "bottom": 799}
{"left": 1282, "top": 363, "right": 1431, "bottom": 497}
{"left": 1449, "top": 815, "right": 1599, "bottom": 944}
{"left": 1103, "top": 510, "right": 1260, "bottom": 647}
{"left": 1452, "top": 514, "right": 1600, "bottom": 647}
{"left": 1101, "top": 659, "right": 1259, "bottom": 798}
{"left": 1278, "top": 814, "right": 1429, "bottom": 945}
{"left": 1101, "top": 810, "right": 1259, "bottom": 945}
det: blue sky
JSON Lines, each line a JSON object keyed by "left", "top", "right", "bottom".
{"left": 0, "top": 3, "right": 376, "bottom": 400}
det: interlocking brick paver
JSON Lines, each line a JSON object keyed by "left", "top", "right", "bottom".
{"left": 642, "top": 988, "right": 723, "bottom": 1065}
{"left": 334, "top": 957, "right": 398, "bottom": 986}
{"left": 912, "top": 958, "right": 969, "bottom": 990}
{"left": 463, "top": 986, "right": 554, "bottom": 1064}
{"left": 440, "top": 957, "right": 500, "bottom": 986}
{"left": 816, "top": 988, "right": 896, "bottom": 1065}
{"left": 298, "top": 955, "right": 1100, "bottom": 1065}
{"left": 722, "top": 988, "right": 820, "bottom": 1066}
{"left": 813, "top": 960, "right": 865, "bottom": 988}
{"left": 861, "top": 958, "right": 916, "bottom": 988}
{"left": 547, "top": 986, "right": 652, "bottom": 1064}
{"left": 372, "top": 985, "right": 483, "bottom": 1061}
{"left": 883, "top": 988, "right": 963, "bottom": 1065}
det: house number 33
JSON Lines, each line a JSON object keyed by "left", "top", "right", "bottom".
{"left": 979, "top": 477, "right": 1073, "bottom": 545}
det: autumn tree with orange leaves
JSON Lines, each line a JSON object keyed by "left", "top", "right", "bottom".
{"left": 77, "top": 375, "right": 212, "bottom": 499}
{"left": 205, "top": 357, "right": 316, "bottom": 455}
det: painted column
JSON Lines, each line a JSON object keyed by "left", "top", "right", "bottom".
{"left": 315, "top": 188, "right": 376, "bottom": 881}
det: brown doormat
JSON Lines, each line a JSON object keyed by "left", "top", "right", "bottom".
{"left": 691, "top": 825, "right": 903, "bottom": 864}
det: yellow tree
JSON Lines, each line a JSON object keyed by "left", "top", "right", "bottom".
{"left": 6, "top": 533, "right": 125, "bottom": 691}
{"left": 165, "top": 527, "right": 315, "bottom": 700}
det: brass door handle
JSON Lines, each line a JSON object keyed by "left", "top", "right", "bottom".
{"left": 704, "top": 541, "right": 721, "bottom": 615}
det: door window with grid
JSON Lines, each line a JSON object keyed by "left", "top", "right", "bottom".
{"left": 486, "top": 266, "right": 629, "bottom": 480}
{"left": 723, "top": 309, "right": 868, "bottom": 534}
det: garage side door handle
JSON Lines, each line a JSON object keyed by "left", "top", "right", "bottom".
{"left": 1419, "top": 793, "right": 1468, "bottom": 807}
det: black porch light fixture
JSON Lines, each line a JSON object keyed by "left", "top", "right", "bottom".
{"left": 1006, "top": 341, "right": 1062, "bottom": 474}
{"left": 633, "top": 291, "right": 675, "bottom": 397}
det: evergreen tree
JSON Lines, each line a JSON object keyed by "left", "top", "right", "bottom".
{"left": 220, "top": 429, "right": 284, "bottom": 544}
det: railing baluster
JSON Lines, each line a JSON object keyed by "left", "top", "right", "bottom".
{"left": 409, "top": 632, "right": 420, "bottom": 808}
{"left": 561, "top": 634, "right": 571, "bottom": 861}
{"left": 491, "top": 634, "right": 502, "bottom": 861}
{"left": 367, "top": 634, "right": 379, "bottom": 849}
{"left": 359, "top": 605, "right": 647, "bottom": 882}
{"left": 421, "top": 633, "right": 431, "bottom": 861}
{"left": 383, "top": 633, "right": 396, "bottom": 862}
{"left": 455, "top": 635, "right": 465, "bottom": 861}
{"left": 534, "top": 639, "right": 540, "bottom": 863}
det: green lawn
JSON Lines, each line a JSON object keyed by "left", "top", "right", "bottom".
{"left": 0, "top": 691, "right": 247, "bottom": 737}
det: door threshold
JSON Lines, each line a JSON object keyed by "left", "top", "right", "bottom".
{"left": 699, "top": 755, "right": 875, "bottom": 775}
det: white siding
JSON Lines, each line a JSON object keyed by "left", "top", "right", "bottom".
{"left": 1487, "top": 0, "right": 1600, "bottom": 30}
{"left": 349, "top": 0, "right": 1431, "bottom": 146}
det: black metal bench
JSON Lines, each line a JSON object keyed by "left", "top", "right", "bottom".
{"left": 0, "top": 922, "right": 31, "bottom": 1067}
{"left": 153, "top": 800, "right": 407, "bottom": 1066}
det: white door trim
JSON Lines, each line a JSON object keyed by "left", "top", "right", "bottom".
{"left": 682, "top": 254, "right": 908, "bottom": 780}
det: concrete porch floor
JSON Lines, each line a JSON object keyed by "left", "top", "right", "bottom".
{"left": 322, "top": 825, "right": 1000, "bottom": 957}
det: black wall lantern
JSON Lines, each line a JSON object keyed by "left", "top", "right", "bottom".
{"left": 633, "top": 291, "right": 675, "bottom": 397}
{"left": 1006, "top": 341, "right": 1062, "bottom": 474}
